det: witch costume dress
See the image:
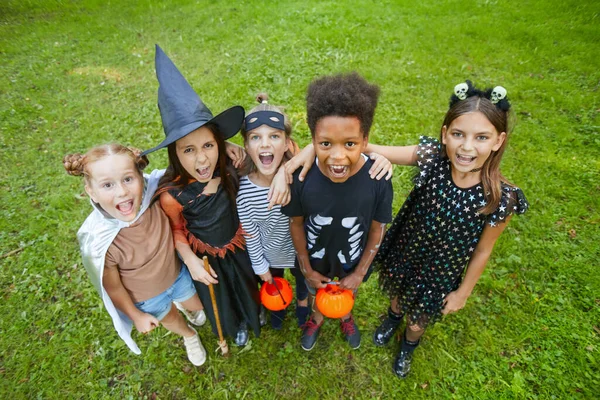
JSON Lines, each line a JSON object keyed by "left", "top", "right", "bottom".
{"left": 373, "top": 136, "right": 529, "bottom": 329}
{"left": 142, "top": 45, "right": 260, "bottom": 342}
{"left": 159, "top": 180, "right": 261, "bottom": 340}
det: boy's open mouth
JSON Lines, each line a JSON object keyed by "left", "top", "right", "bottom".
{"left": 258, "top": 152, "right": 274, "bottom": 166}
{"left": 196, "top": 166, "right": 211, "bottom": 180}
{"left": 456, "top": 154, "right": 476, "bottom": 165}
{"left": 116, "top": 199, "right": 134, "bottom": 215}
{"left": 328, "top": 165, "right": 349, "bottom": 178}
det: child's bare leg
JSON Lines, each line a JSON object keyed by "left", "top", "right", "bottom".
{"left": 163, "top": 303, "right": 206, "bottom": 366}
{"left": 308, "top": 293, "right": 324, "bottom": 323}
{"left": 179, "top": 293, "right": 204, "bottom": 312}
{"left": 160, "top": 304, "right": 195, "bottom": 337}
{"left": 390, "top": 297, "right": 401, "bottom": 314}
{"left": 405, "top": 323, "right": 425, "bottom": 342}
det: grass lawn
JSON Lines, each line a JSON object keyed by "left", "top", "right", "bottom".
{"left": 1, "top": 0, "right": 598, "bottom": 398}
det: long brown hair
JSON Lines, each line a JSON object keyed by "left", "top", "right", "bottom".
{"left": 157, "top": 124, "right": 239, "bottom": 204}
{"left": 238, "top": 93, "right": 298, "bottom": 177}
{"left": 440, "top": 96, "right": 514, "bottom": 215}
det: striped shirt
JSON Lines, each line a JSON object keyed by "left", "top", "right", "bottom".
{"left": 236, "top": 176, "right": 296, "bottom": 275}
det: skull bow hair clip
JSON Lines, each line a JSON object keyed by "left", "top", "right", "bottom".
{"left": 450, "top": 80, "right": 511, "bottom": 111}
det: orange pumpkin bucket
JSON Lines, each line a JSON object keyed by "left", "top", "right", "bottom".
{"left": 260, "top": 277, "right": 293, "bottom": 311}
{"left": 315, "top": 284, "right": 355, "bottom": 319}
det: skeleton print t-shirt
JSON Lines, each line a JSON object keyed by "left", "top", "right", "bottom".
{"left": 282, "top": 156, "right": 393, "bottom": 279}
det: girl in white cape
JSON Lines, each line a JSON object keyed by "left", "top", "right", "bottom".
{"left": 64, "top": 144, "right": 208, "bottom": 366}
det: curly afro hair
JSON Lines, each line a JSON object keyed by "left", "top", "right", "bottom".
{"left": 306, "top": 72, "right": 380, "bottom": 138}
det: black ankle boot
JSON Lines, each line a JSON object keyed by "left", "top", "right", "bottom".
{"left": 373, "top": 308, "right": 402, "bottom": 346}
{"left": 392, "top": 335, "right": 419, "bottom": 378}
{"left": 393, "top": 349, "right": 413, "bottom": 378}
{"left": 259, "top": 306, "right": 267, "bottom": 327}
{"left": 235, "top": 321, "right": 249, "bottom": 346}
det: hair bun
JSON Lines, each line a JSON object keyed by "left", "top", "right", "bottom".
{"left": 63, "top": 153, "right": 86, "bottom": 176}
{"left": 256, "top": 93, "right": 269, "bottom": 104}
{"left": 128, "top": 147, "right": 150, "bottom": 170}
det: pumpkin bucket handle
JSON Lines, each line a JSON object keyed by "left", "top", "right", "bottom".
{"left": 271, "top": 279, "right": 288, "bottom": 307}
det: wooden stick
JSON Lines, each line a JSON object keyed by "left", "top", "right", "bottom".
{"left": 203, "top": 256, "right": 229, "bottom": 356}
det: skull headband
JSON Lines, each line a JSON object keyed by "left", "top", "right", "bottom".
{"left": 450, "top": 80, "right": 511, "bottom": 111}
{"left": 244, "top": 111, "right": 286, "bottom": 132}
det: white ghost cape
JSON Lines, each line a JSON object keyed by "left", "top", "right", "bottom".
{"left": 76, "top": 169, "right": 165, "bottom": 354}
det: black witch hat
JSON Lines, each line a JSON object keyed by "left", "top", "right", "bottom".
{"left": 142, "top": 45, "right": 244, "bottom": 155}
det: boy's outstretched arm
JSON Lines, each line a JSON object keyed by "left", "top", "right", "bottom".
{"left": 364, "top": 143, "right": 419, "bottom": 166}
{"left": 339, "top": 221, "right": 387, "bottom": 291}
{"left": 442, "top": 215, "right": 512, "bottom": 315}
{"left": 289, "top": 216, "right": 330, "bottom": 289}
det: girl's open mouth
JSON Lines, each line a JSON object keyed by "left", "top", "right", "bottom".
{"left": 328, "top": 165, "right": 349, "bottom": 178}
{"left": 116, "top": 200, "right": 134, "bottom": 215}
{"left": 196, "top": 166, "right": 211, "bottom": 180}
{"left": 258, "top": 152, "right": 274, "bottom": 166}
{"left": 456, "top": 154, "right": 476, "bottom": 165}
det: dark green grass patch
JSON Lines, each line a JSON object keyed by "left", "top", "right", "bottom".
{"left": 1, "top": 0, "right": 599, "bottom": 398}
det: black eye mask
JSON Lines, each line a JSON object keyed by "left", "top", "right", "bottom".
{"left": 244, "top": 111, "right": 286, "bottom": 132}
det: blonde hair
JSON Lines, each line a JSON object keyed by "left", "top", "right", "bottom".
{"left": 239, "top": 93, "right": 298, "bottom": 176}
{"left": 63, "top": 144, "right": 149, "bottom": 185}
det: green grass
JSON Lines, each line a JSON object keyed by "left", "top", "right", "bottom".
{"left": 1, "top": 0, "right": 599, "bottom": 398}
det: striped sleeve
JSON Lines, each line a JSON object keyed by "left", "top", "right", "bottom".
{"left": 237, "top": 197, "right": 270, "bottom": 276}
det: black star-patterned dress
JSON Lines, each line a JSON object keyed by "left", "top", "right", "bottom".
{"left": 373, "top": 136, "right": 528, "bottom": 329}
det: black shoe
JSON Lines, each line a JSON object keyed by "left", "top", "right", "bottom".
{"left": 340, "top": 315, "right": 361, "bottom": 350}
{"left": 235, "top": 322, "right": 249, "bottom": 346}
{"left": 300, "top": 318, "right": 323, "bottom": 351}
{"left": 259, "top": 306, "right": 267, "bottom": 327}
{"left": 373, "top": 315, "right": 401, "bottom": 346}
{"left": 392, "top": 349, "right": 413, "bottom": 378}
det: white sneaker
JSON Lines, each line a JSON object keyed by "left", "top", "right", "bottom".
{"left": 183, "top": 325, "right": 207, "bottom": 366}
{"left": 174, "top": 302, "right": 207, "bottom": 326}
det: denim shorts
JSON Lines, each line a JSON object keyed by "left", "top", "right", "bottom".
{"left": 134, "top": 264, "right": 197, "bottom": 321}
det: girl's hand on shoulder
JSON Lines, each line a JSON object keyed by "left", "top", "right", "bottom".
{"left": 133, "top": 312, "right": 159, "bottom": 334}
{"left": 441, "top": 291, "right": 468, "bottom": 315}
{"left": 369, "top": 153, "right": 393, "bottom": 180}
{"left": 259, "top": 270, "right": 273, "bottom": 284}
{"left": 284, "top": 143, "right": 315, "bottom": 183}
{"left": 225, "top": 141, "right": 246, "bottom": 169}
{"left": 187, "top": 255, "right": 219, "bottom": 285}
{"left": 267, "top": 167, "right": 290, "bottom": 209}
